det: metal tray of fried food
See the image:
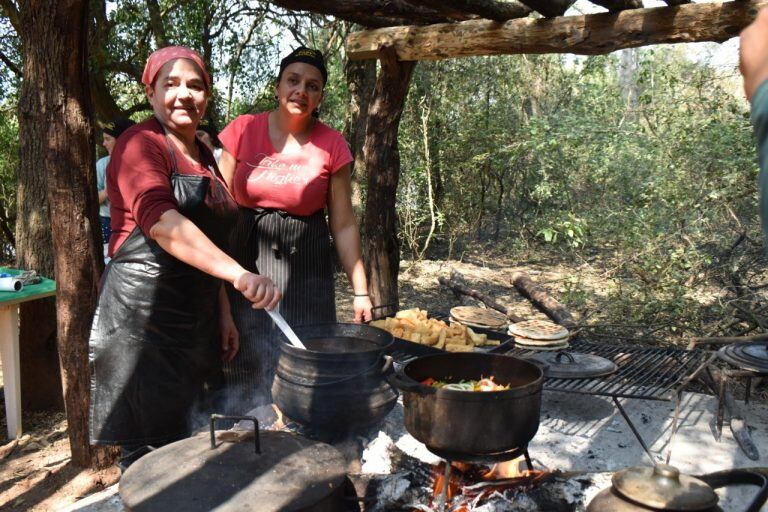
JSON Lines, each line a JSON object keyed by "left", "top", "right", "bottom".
{"left": 372, "top": 308, "right": 514, "bottom": 363}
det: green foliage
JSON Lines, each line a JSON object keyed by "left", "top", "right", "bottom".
{"left": 0, "top": 107, "right": 18, "bottom": 262}
{"left": 395, "top": 47, "right": 760, "bottom": 332}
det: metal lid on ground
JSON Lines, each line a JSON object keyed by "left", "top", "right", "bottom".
{"left": 717, "top": 341, "right": 768, "bottom": 373}
{"left": 120, "top": 428, "right": 346, "bottom": 512}
{"left": 529, "top": 351, "right": 618, "bottom": 379}
{"left": 612, "top": 464, "right": 718, "bottom": 511}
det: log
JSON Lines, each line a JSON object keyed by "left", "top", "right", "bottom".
{"left": 438, "top": 272, "right": 524, "bottom": 323}
{"left": 346, "top": 0, "right": 768, "bottom": 61}
{"left": 510, "top": 271, "right": 576, "bottom": 329}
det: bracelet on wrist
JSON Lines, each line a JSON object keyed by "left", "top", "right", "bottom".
{"left": 354, "top": 293, "right": 369, "bottom": 297}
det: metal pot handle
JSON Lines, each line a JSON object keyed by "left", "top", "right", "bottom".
{"left": 276, "top": 355, "right": 387, "bottom": 388}
{"left": 371, "top": 303, "right": 398, "bottom": 321}
{"left": 209, "top": 414, "right": 260, "bottom": 454}
{"left": 697, "top": 469, "right": 768, "bottom": 512}
{"left": 386, "top": 369, "right": 437, "bottom": 394}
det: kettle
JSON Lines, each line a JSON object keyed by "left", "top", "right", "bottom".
{"left": 587, "top": 464, "right": 768, "bottom": 512}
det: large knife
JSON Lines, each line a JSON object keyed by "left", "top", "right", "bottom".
{"left": 266, "top": 308, "right": 307, "bottom": 349}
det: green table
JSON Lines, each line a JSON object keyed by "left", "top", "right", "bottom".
{"left": 0, "top": 267, "right": 56, "bottom": 438}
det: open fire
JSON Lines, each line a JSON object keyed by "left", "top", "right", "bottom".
{"left": 427, "top": 457, "right": 553, "bottom": 511}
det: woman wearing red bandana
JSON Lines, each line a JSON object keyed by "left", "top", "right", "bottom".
{"left": 89, "top": 46, "right": 280, "bottom": 459}
{"left": 218, "top": 47, "right": 372, "bottom": 409}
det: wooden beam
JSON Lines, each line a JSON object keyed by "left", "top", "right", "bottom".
{"left": 517, "top": 0, "right": 575, "bottom": 17}
{"left": 270, "top": 0, "right": 454, "bottom": 26}
{"left": 590, "top": 0, "right": 642, "bottom": 11}
{"left": 408, "top": 0, "right": 531, "bottom": 21}
{"left": 346, "top": 0, "right": 768, "bottom": 61}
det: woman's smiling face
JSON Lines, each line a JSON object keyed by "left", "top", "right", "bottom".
{"left": 276, "top": 62, "right": 324, "bottom": 116}
{"left": 146, "top": 58, "right": 209, "bottom": 132}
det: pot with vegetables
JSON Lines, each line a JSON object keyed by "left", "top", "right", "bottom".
{"left": 388, "top": 352, "right": 543, "bottom": 460}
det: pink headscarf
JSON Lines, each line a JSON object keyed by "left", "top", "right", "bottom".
{"left": 141, "top": 46, "right": 211, "bottom": 89}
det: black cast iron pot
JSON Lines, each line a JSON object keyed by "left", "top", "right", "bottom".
{"left": 389, "top": 352, "right": 543, "bottom": 459}
{"left": 272, "top": 323, "right": 398, "bottom": 436}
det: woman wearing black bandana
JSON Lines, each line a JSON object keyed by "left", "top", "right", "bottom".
{"left": 218, "top": 47, "right": 372, "bottom": 410}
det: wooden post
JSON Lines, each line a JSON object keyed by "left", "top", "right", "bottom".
{"left": 16, "top": 0, "right": 115, "bottom": 468}
{"left": 343, "top": 56, "right": 376, "bottom": 218}
{"left": 362, "top": 45, "right": 415, "bottom": 311}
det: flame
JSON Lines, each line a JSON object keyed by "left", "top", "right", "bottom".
{"left": 270, "top": 404, "right": 285, "bottom": 430}
{"left": 482, "top": 457, "right": 527, "bottom": 480}
{"left": 428, "top": 456, "right": 553, "bottom": 509}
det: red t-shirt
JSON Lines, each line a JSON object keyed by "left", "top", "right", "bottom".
{"left": 218, "top": 113, "right": 353, "bottom": 216}
{"left": 106, "top": 118, "right": 225, "bottom": 256}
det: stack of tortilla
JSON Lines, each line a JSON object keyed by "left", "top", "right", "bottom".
{"left": 449, "top": 306, "right": 508, "bottom": 331}
{"left": 508, "top": 319, "right": 570, "bottom": 350}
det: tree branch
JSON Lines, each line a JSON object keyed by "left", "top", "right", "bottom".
{"left": 146, "top": 0, "right": 168, "bottom": 47}
{"left": 270, "top": 0, "right": 453, "bottom": 26}
{"left": 0, "top": 0, "right": 20, "bottom": 32}
{"left": 0, "top": 202, "right": 15, "bottom": 247}
{"left": 516, "top": 0, "right": 575, "bottom": 17}
{"left": 408, "top": 0, "right": 531, "bottom": 21}
{"left": 0, "top": 48, "right": 20, "bottom": 76}
{"left": 590, "top": 0, "right": 642, "bottom": 11}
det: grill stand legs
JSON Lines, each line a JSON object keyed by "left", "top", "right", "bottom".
{"left": 612, "top": 397, "right": 658, "bottom": 465}
{"left": 711, "top": 367, "right": 761, "bottom": 461}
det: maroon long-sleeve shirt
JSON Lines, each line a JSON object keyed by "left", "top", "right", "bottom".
{"left": 106, "top": 117, "right": 217, "bottom": 256}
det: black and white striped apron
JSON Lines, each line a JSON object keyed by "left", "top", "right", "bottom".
{"left": 223, "top": 207, "right": 336, "bottom": 411}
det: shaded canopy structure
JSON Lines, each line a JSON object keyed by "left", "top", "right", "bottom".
{"left": 267, "top": 0, "right": 767, "bottom": 311}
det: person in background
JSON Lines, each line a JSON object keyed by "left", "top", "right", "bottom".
{"left": 89, "top": 46, "right": 281, "bottom": 461}
{"left": 741, "top": 7, "right": 768, "bottom": 246}
{"left": 197, "top": 123, "right": 223, "bottom": 163}
{"left": 217, "top": 46, "right": 372, "bottom": 409}
{"left": 96, "top": 118, "right": 135, "bottom": 249}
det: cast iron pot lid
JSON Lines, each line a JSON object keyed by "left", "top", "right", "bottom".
{"left": 717, "top": 341, "right": 768, "bottom": 373}
{"left": 529, "top": 351, "right": 618, "bottom": 379}
{"left": 612, "top": 464, "right": 718, "bottom": 511}
{"left": 120, "top": 427, "right": 346, "bottom": 512}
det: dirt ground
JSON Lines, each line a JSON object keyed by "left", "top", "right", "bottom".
{"left": 0, "top": 255, "right": 761, "bottom": 511}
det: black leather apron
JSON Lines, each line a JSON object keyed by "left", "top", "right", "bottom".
{"left": 89, "top": 128, "right": 238, "bottom": 446}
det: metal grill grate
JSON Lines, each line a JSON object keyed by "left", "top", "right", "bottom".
{"left": 508, "top": 338, "right": 715, "bottom": 401}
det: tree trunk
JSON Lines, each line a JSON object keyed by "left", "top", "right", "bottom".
{"left": 362, "top": 46, "right": 414, "bottom": 311}
{"left": 13, "top": 1, "right": 62, "bottom": 412}
{"left": 17, "top": 0, "right": 116, "bottom": 468}
{"left": 343, "top": 56, "right": 376, "bottom": 219}
{"left": 15, "top": 121, "right": 60, "bottom": 411}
